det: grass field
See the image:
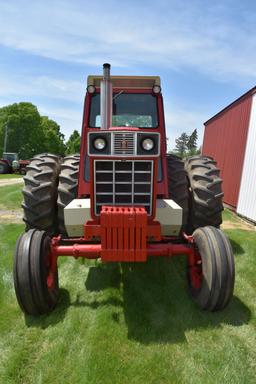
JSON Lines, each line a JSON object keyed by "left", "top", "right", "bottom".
{"left": 0, "top": 174, "right": 23, "bottom": 180}
{"left": 0, "top": 185, "right": 23, "bottom": 210}
{"left": 0, "top": 183, "right": 256, "bottom": 383}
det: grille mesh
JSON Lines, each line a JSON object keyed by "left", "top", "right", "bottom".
{"left": 113, "top": 133, "right": 135, "bottom": 155}
{"left": 94, "top": 160, "right": 153, "bottom": 215}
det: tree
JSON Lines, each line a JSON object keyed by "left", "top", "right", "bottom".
{"left": 0, "top": 102, "right": 66, "bottom": 158}
{"left": 66, "top": 130, "right": 81, "bottom": 154}
{"left": 40, "top": 116, "right": 66, "bottom": 155}
{"left": 187, "top": 129, "right": 198, "bottom": 156}
{"left": 0, "top": 102, "right": 44, "bottom": 158}
{"left": 172, "top": 129, "right": 201, "bottom": 158}
{"left": 174, "top": 132, "right": 189, "bottom": 157}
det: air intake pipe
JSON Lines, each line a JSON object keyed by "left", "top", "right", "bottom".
{"left": 100, "top": 63, "right": 112, "bottom": 130}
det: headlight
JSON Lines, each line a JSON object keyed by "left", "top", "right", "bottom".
{"left": 12, "top": 160, "right": 19, "bottom": 169}
{"left": 142, "top": 138, "right": 154, "bottom": 151}
{"left": 87, "top": 85, "right": 96, "bottom": 94}
{"left": 152, "top": 85, "right": 161, "bottom": 94}
{"left": 93, "top": 137, "right": 107, "bottom": 150}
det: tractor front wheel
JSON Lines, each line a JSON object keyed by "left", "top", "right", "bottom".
{"left": 13, "top": 229, "right": 59, "bottom": 315}
{"left": 187, "top": 226, "right": 235, "bottom": 311}
{"left": 0, "top": 161, "right": 10, "bottom": 174}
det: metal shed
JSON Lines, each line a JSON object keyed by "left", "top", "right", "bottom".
{"left": 202, "top": 86, "right": 256, "bottom": 223}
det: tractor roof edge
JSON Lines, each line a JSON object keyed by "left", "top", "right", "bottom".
{"left": 87, "top": 75, "right": 161, "bottom": 89}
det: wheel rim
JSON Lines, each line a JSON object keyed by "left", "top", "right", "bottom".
{"left": 188, "top": 249, "right": 202, "bottom": 290}
{"left": 42, "top": 239, "right": 57, "bottom": 292}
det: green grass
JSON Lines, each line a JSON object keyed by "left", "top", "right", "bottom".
{"left": 0, "top": 174, "right": 23, "bottom": 179}
{"left": 0, "top": 185, "right": 23, "bottom": 210}
{"left": 222, "top": 208, "right": 241, "bottom": 223}
{"left": 0, "top": 221, "right": 256, "bottom": 383}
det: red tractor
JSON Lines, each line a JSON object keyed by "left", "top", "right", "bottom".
{"left": 0, "top": 152, "right": 29, "bottom": 174}
{"left": 14, "top": 64, "right": 234, "bottom": 315}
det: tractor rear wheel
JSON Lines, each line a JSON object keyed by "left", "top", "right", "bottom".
{"left": 187, "top": 226, "right": 235, "bottom": 311}
{"left": 22, "top": 154, "right": 60, "bottom": 235}
{"left": 167, "top": 154, "right": 189, "bottom": 228}
{"left": 13, "top": 229, "right": 59, "bottom": 315}
{"left": 0, "top": 161, "right": 10, "bottom": 174}
{"left": 57, "top": 155, "right": 80, "bottom": 236}
{"left": 185, "top": 155, "right": 223, "bottom": 233}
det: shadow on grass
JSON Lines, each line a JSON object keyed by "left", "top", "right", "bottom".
{"left": 121, "top": 258, "right": 251, "bottom": 344}
{"left": 68, "top": 263, "right": 123, "bottom": 308}
{"left": 85, "top": 263, "right": 121, "bottom": 291}
{"left": 229, "top": 238, "right": 245, "bottom": 255}
{"left": 25, "top": 288, "right": 70, "bottom": 329}
{"left": 83, "top": 258, "right": 251, "bottom": 344}
{"left": 25, "top": 257, "right": 251, "bottom": 343}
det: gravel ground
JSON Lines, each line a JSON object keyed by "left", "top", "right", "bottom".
{"left": 0, "top": 178, "right": 23, "bottom": 222}
{"left": 0, "top": 209, "right": 23, "bottom": 223}
{"left": 0, "top": 178, "right": 24, "bottom": 187}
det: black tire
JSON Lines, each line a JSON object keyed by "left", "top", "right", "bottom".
{"left": 188, "top": 226, "right": 235, "bottom": 311}
{"left": 167, "top": 154, "right": 189, "bottom": 228}
{"left": 57, "top": 155, "right": 80, "bottom": 236}
{"left": 13, "top": 229, "right": 59, "bottom": 315}
{"left": 20, "top": 168, "right": 27, "bottom": 175}
{"left": 0, "top": 161, "right": 10, "bottom": 174}
{"left": 22, "top": 154, "right": 60, "bottom": 235}
{"left": 185, "top": 155, "right": 224, "bottom": 233}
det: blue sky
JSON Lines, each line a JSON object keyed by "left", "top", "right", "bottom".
{"left": 0, "top": 0, "right": 255, "bottom": 150}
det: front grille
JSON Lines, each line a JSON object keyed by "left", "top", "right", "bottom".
{"left": 113, "top": 132, "right": 135, "bottom": 155}
{"left": 94, "top": 160, "right": 153, "bottom": 215}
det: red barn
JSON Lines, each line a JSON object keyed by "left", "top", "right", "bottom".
{"left": 202, "top": 86, "right": 256, "bottom": 223}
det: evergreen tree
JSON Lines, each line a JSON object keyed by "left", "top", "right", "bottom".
{"left": 174, "top": 132, "right": 189, "bottom": 157}
{"left": 187, "top": 129, "right": 198, "bottom": 155}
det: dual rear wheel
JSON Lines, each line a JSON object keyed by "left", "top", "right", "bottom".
{"left": 22, "top": 153, "right": 80, "bottom": 236}
{"left": 167, "top": 154, "right": 224, "bottom": 233}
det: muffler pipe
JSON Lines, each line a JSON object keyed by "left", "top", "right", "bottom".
{"left": 100, "top": 63, "right": 112, "bottom": 130}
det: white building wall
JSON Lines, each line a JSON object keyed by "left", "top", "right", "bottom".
{"left": 237, "top": 93, "right": 256, "bottom": 222}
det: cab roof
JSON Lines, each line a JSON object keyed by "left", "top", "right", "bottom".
{"left": 87, "top": 75, "right": 160, "bottom": 89}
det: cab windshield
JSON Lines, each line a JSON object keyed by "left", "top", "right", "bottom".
{"left": 3, "top": 153, "right": 18, "bottom": 162}
{"left": 89, "top": 93, "right": 158, "bottom": 128}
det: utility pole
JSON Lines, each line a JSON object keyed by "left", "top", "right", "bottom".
{"left": 3, "top": 123, "right": 8, "bottom": 153}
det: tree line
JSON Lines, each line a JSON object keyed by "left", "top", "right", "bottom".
{"left": 0, "top": 102, "right": 81, "bottom": 159}
{"left": 0, "top": 101, "right": 201, "bottom": 160}
{"left": 171, "top": 129, "right": 201, "bottom": 158}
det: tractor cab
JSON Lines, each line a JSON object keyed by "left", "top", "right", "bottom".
{"left": 87, "top": 76, "right": 161, "bottom": 129}
{"left": 78, "top": 66, "right": 169, "bottom": 216}
{"left": 3, "top": 152, "right": 18, "bottom": 163}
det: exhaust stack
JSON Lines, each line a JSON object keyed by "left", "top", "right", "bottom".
{"left": 100, "top": 63, "right": 112, "bottom": 130}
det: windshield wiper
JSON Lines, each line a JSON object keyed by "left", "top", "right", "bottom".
{"left": 113, "top": 90, "right": 124, "bottom": 101}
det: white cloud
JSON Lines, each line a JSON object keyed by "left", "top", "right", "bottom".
{"left": 165, "top": 108, "right": 207, "bottom": 150}
{"left": 0, "top": 74, "right": 84, "bottom": 103}
{"left": 0, "top": 94, "right": 83, "bottom": 142}
{"left": 38, "top": 105, "right": 82, "bottom": 141}
{"left": 1, "top": 0, "right": 255, "bottom": 146}
{"left": 0, "top": 70, "right": 85, "bottom": 141}
{"left": 0, "top": 1, "right": 255, "bottom": 82}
